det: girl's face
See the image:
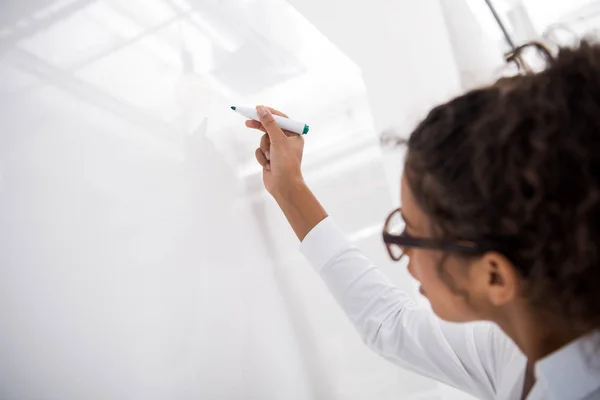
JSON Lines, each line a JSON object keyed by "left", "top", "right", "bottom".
{"left": 399, "top": 173, "right": 516, "bottom": 322}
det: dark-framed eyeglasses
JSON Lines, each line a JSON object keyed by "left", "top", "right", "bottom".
{"left": 382, "top": 207, "right": 487, "bottom": 262}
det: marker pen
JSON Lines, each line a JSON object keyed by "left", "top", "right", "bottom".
{"left": 231, "top": 106, "right": 309, "bottom": 135}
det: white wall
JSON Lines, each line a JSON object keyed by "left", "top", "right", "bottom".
{"left": 0, "top": 84, "right": 316, "bottom": 399}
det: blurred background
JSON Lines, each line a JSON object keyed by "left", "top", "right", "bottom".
{"left": 0, "top": 0, "right": 597, "bottom": 399}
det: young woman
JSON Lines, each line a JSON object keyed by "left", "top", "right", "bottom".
{"left": 244, "top": 41, "right": 600, "bottom": 400}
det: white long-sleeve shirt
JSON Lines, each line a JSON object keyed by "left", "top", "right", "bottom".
{"left": 299, "top": 217, "right": 600, "bottom": 400}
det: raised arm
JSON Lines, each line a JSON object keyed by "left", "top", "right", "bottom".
{"left": 247, "top": 106, "right": 515, "bottom": 399}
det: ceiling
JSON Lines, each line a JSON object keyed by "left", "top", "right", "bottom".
{"left": 0, "top": 0, "right": 374, "bottom": 177}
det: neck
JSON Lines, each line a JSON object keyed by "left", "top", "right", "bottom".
{"left": 496, "top": 303, "right": 585, "bottom": 363}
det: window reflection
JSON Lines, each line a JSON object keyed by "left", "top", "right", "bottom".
{"left": 469, "top": 0, "right": 600, "bottom": 53}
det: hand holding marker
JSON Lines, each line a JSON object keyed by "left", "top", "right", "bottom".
{"left": 231, "top": 106, "right": 310, "bottom": 135}
{"left": 237, "top": 105, "right": 307, "bottom": 199}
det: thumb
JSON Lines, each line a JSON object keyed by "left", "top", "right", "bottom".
{"left": 256, "top": 106, "right": 286, "bottom": 145}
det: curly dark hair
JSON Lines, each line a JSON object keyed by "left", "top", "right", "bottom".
{"left": 404, "top": 40, "right": 600, "bottom": 333}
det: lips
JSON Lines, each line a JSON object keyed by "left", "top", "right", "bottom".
{"left": 419, "top": 286, "right": 426, "bottom": 296}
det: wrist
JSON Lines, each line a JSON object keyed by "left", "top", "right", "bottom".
{"left": 271, "top": 174, "right": 328, "bottom": 242}
{"left": 273, "top": 174, "right": 307, "bottom": 204}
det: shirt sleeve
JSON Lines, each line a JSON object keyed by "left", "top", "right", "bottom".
{"left": 299, "top": 217, "right": 509, "bottom": 400}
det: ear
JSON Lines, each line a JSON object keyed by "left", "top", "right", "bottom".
{"left": 479, "top": 252, "right": 520, "bottom": 306}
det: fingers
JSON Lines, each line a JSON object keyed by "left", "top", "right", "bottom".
{"left": 245, "top": 119, "right": 296, "bottom": 138}
{"left": 246, "top": 120, "right": 265, "bottom": 131}
{"left": 260, "top": 133, "right": 270, "bottom": 161}
{"left": 255, "top": 148, "right": 270, "bottom": 171}
{"left": 266, "top": 107, "right": 288, "bottom": 119}
{"left": 256, "top": 105, "right": 286, "bottom": 144}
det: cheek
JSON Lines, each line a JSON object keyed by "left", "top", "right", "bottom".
{"left": 407, "top": 251, "right": 443, "bottom": 290}
{"left": 409, "top": 253, "right": 477, "bottom": 322}
{"left": 416, "top": 259, "right": 449, "bottom": 298}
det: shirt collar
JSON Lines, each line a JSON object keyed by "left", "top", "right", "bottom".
{"left": 535, "top": 331, "right": 600, "bottom": 400}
